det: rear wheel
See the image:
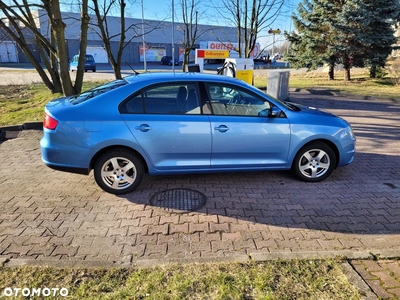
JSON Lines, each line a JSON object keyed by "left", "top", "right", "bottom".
{"left": 292, "top": 142, "right": 336, "bottom": 182}
{"left": 94, "top": 149, "right": 143, "bottom": 194}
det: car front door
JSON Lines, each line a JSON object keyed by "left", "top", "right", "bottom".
{"left": 205, "top": 83, "right": 291, "bottom": 169}
{"left": 120, "top": 83, "right": 211, "bottom": 171}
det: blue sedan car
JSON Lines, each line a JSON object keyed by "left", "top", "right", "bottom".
{"left": 69, "top": 54, "right": 96, "bottom": 72}
{"left": 41, "top": 72, "right": 356, "bottom": 194}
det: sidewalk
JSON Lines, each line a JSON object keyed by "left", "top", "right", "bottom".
{"left": 1, "top": 89, "right": 400, "bottom": 298}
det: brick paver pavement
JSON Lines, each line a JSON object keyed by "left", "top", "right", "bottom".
{"left": 1, "top": 89, "right": 400, "bottom": 298}
{"left": 352, "top": 260, "right": 400, "bottom": 299}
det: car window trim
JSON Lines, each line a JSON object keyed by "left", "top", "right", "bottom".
{"left": 119, "top": 81, "right": 205, "bottom": 115}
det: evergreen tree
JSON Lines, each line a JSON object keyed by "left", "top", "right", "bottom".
{"left": 333, "top": 0, "right": 400, "bottom": 79}
{"left": 285, "top": 0, "right": 341, "bottom": 80}
{"left": 285, "top": 0, "right": 400, "bottom": 81}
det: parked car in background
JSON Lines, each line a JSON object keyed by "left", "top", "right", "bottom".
{"left": 69, "top": 54, "right": 96, "bottom": 72}
{"left": 41, "top": 72, "right": 356, "bottom": 194}
{"left": 254, "top": 56, "right": 266, "bottom": 63}
{"left": 254, "top": 55, "right": 271, "bottom": 64}
{"left": 160, "top": 56, "right": 179, "bottom": 66}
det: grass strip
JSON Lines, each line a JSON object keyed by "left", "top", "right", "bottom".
{"left": 0, "top": 259, "right": 361, "bottom": 299}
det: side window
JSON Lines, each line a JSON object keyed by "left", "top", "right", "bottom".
{"left": 121, "top": 93, "right": 144, "bottom": 113}
{"left": 121, "top": 83, "right": 200, "bottom": 114}
{"left": 206, "top": 83, "right": 271, "bottom": 116}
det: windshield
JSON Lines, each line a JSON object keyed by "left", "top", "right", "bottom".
{"left": 69, "top": 79, "right": 127, "bottom": 105}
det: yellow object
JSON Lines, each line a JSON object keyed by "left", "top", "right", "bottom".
{"left": 235, "top": 70, "right": 254, "bottom": 85}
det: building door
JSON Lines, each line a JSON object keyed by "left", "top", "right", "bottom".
{"left": 0, "top": 42, "right": 18, "bottom": 63}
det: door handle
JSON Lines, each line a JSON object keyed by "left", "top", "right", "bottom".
{"left": 214, "top": 125, "right": 229, "bottom": 132}
{"left": 135, "top": 124, "right": 152, "bottom": 132}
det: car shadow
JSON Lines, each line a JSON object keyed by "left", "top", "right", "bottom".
{"left": 119, "top": 91, "right": 400, "bottom": 235}
{"left": 120, "top": 148, "right": 400, "bottom": 235}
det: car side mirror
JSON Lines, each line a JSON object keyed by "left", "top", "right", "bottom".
{"left": 269, "top": 106, "right": 282, "bottom": 118}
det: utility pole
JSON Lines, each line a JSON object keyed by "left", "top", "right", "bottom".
{"left": 172, "top": 0, "right": 175, "bottom": 72}
{"left": 141, "top": 0, "right": 146, "bottom": 71}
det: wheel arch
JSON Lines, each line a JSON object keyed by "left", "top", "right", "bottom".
{"left": 291, "top": 139, "right": 340, "bottom": 169}
{"left": 89, "top": 145, "right": 149, "bottom": 173}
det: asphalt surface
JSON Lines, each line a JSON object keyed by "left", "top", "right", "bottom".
{"left": 1, "top": 70, "right": 400, "bottom": 298}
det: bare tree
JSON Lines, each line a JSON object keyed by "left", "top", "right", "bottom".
{"left": 0, "top": 0, "right": 89, "bottom": 95}
{"left": 179, "top": 0, "right": 200, "bottom": 70}
{"left": 92, "top": 0, "right": 129, "bottom": 79}
{"left": 213, "top": 0, "right": 283, "bottom": 58}
{"left": 91, "top": 0, "right": 163, "bottom": 79}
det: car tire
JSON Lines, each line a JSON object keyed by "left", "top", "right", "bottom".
{"left": 292, "top": 142, "right": 336, "bottom": 182}
{"left": 94, "top": 149, "right": 144, "bottom": 194}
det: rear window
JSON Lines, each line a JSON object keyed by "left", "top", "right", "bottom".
{"left": 85, "top": 55, "right": 95, "bottom": 62}
{"left": 69, "top": 79, "right": 127, "bottom": 105}
{"left": 72, "top": 55, "right": 95, "bottom": 62}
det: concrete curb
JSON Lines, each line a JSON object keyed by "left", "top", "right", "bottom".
{"left": 0, "top": 122, "right": 42, "bottom": 131}
{"left": 0, "top": 122, "right": 42, "bottom": 140}
{"left": 2, "top": 250, "right": 396, "bottom": 269}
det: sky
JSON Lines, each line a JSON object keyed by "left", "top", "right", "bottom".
{"left": 129, "top": 0, "right": 301, "bottom": 50}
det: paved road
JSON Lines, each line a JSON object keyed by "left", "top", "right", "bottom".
{"left": 1, "top": 84, "right": 400, "bottom": 298}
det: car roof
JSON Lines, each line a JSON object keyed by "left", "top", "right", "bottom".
{"left": 123, "top": 72, "right": 247, "bottom": 86}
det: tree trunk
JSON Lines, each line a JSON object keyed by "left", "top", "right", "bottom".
{"left": 73, "top": 0, "right": 90, "bottom": 94}
{"left": 183, "top": 48, "right": 192, "bottom": 71}
{"left": 47, "top": 1, "right": 75, "bottom": 95}
{"left": 328, "top": 64, "right": 334, "bottom": 80}
{"left": 343, "top": 63, "right": 350, "bottom": 81}
{"left": 370, "top": 65, "right": 377, "bottom": 78}
{"left": 342, "top": 55, "right": 351, "bottom": 81}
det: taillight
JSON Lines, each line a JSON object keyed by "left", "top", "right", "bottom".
{"left": 43, "top": 113, "right": 59, "bottom": 130}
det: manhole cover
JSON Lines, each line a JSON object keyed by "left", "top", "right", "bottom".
{"left": 149, "top": 188, "right": 206, "bottom": 212}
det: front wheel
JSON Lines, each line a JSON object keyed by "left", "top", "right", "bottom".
{"left": 94, "top": 149, "right": 144, "bottom": 194}
{"left": 292, "top": 142, "right": 336, "bottom": 182}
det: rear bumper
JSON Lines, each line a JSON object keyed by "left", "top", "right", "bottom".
{"left": 40, "top": 131, "right": 91, "bottom": 175}
{"left": 42, "top": 160, "right": 89, "bottom": 175}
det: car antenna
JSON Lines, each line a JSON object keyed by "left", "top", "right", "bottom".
{"left": 125, "top": 61, "right": 140, "bottom": 75}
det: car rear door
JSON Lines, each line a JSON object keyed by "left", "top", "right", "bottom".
{"left": 205, "top": 83, "right": 291, "bottom": 169}
{"left": 120, "top": 83, "right": 212, "bottom": 172}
